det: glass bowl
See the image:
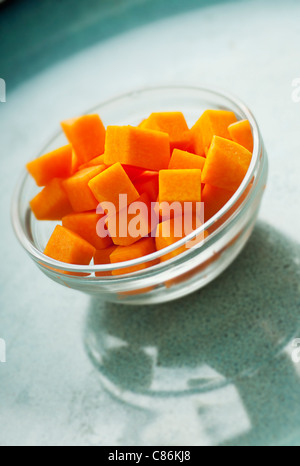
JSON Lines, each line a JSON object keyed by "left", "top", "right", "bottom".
{"left": 11, "top": 86, "right": 268, "bottom": 305}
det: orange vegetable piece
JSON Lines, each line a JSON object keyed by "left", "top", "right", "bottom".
{"left": 27, "top": 145, "right": 73, "bottom": 187}
{"left": 63, "top": 165, "right": 106, "bottom": 212}
{"left": 202, "top": 184, "right": 234, "bottom": 223}
{"left": 62, "top": 212, "right": 112, "bottom": 250}
{"left": 155, "top": 218, "right": 187, "bottom": 262}
{"left": 190, "top": 129, "right": 204, "bottom": 157}
{"left": 138, "top": 119, "right": 147, "bottom": 128}
{"left": 61, "top": 114, "right": 106, "bottom": 164}
{"left": 122, "top": 165, "right": 145, "bottom": 182}
{"left": 79, "top": 154, "right": 106, "bottom": 170}
{"left": 168, "top": 149, "right": 206, "bottom": 170}
{"left": 158, "top": 199, "right": 204, "bottom": 223}
{"left": 94, "top": 245, "right": 117, "bottom": 277}
{"left": 228, "top": 119, "right": 254, "bottom": 153}
{"left": 134, "top": 171, "right": 159, "bottom": 202}
{"left": 191, "top": 110, "right": 237, "bottom": 155}
{"left": 110, "top": 238, "right": 157, "bottom": 275}
{"left": 44, "top": 225, "right": 95, "bottom": 266}
{"left": 155, "top": 215, "right": 205, "bottom": 262}
{"left": 202, "top": 136, "right": 252, "bottom": 192}
{"left": 103, "top": 126, "right": 170, "bottom": 171}
{"left": 88, "top": 162, "right": 140, "bottom": 210}
{"left": 106, "top": 193, "right": 156, "bottom": 247}
{"left": 71, "top": 150, "right": 80, "bottom": 174}
{"left": 141, "top": 112, "right": 192, "bottom": 152}
{"left": 159, "top": 169, "right": 202, "bottom": 203}
{"left": 30, "top": 178, "right": 73, "bottom": 221}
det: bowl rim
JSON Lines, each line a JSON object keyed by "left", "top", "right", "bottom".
{"left": 11, "top": 85, "right": 263, "bottom": 276}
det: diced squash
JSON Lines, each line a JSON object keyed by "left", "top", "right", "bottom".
{"left": 168, "top": 149, "right": 206, "bottom": 170}
{"left": 26, "top": 106, "right": 255, "bottom": 274}
{"left": 191, "top": 110, "right": 237, "bottom": 155}
{"left": 155, "top": 218, "right": 186, "bottom": 262}
{"left": 138, "top": 119, "right": 147, "bottom": 128}
{"left": 103, "top": 126, "right": 170, "bottom": 171}
{"left": 190, "top": 125, "right": 205, "bottom": 157}
{"left": 202, "top": 136, "right": 252, "bottom": 192}
{"left": 88, "top": 162, "right": 140, "bottom": 210}
{"left": 61, "top": 114, "right": 106, "bottom": 164}
{"left": 94, "top": 245, "right": 117, "bottom": 277}
{"left": 71, "top": 150, "right": 80, "bottom": 174}
{"left": 140, "top": 112, "right": 192, "bottom": 152}
{"left": 159, "top": 169, "right": 202, "bottom": 203}
{"left": 110, "top": 238, "right": 157, "bottom": 275}
{"left": 202, "top": 184, "right": 234, "bottom": 222}
{"left": 207, "top": 183, "right": 253, "bottom": 235}
{"left": 79, "top": 154, "right": 106, "bottom": 170}
{"left": 155, "top": 215, "right": 204, "bottom": 262}
{"left": 228, "top": 119, "right": 254, "bottom": 153}
{"left": 134, "top": 171, "right": 159, "bottom": 202}
{"left": 122, "top": 165, "right": 145, "bottom": 182}
{"left": 62, "top": 212, "right": 112, "bottom": 250}
{"left": 27, "top": 145, "right": 73, "bottom": 187}
{"left": 106, "top": 193, "right": 156, "bottom": 247}
{"left": 30, "top": 178, "right": 73, "bottom": 221}
{"left": 63, "top": 165, "right": 105, "bottom": 212}
{"left": 158, "top": 199, "right": 203, "bottom": 223}
{"left": 44, "top": 225, "right": 95, "bottom": 266}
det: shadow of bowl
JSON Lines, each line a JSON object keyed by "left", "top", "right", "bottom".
{"left": 84, "top": 221, "right": 300, "bottom": 401}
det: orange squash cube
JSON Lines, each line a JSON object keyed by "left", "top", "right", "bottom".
{"left": 27, "top": 145, "right": 73, "bottom": 187}
{"left": 61, "top": 114, "right": 106, "bottom": 164}
{"left": 94, "top": 245, "right": 118, "bottom": 277}
{"left": 30, "top": 178, "right": 73, "bottom": 221}
{"left": 168, "top": 149, "right": 206, "bottom": 170}
{"left": 88, "top": 162, "right": 139, "bottom": 210}
{"left": 62, "top": 212, "right": 112, "bottom": 250}
{"left": 106, "top": 193, "right": 155, "bottom": 247}
{"left": 202, "top": 184, "right": 234, "bottom": 222}
{"left": 159, "top": 169, "right": 202, "bottom": 203}
{"left": 63, "top": 165, "right": 106, "bottom": 212}
{"left": 110, "top": 238, "right": 157, "bottom": 275}
{"left": 155, "top": 215, "right": 205, "bottom": 262}
{"left": 103, "top": 126, "right": 170, "bottom": 171}
{"left": 44, "top": 225, "right": 95, "bottom": 266}
{"left": 79, "top": 154, "right": 106, "bottom": 170}
{"left": 191, "top": 110, "right": 237, "bottom": 155}
{"left": 141, "top": 112, "right": 192, "bottom": 152}
{"left": 134, "top": 171, "right": 159, "bottom": 202}
{"left": 228, "top": 119, "right": 254, "bottom": 153}
{"left": 202, "top": 136, "right": 252, "bottom": 192}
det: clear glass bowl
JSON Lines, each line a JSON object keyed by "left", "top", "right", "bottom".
{"left": 11, "top": 86, "right": 268, "bottom": 305}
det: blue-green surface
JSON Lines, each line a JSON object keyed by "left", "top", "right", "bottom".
{"left": 0, "top": 0, "right": 300, "bottom": 446}
{"left": 1, "top": 0, "right": 241, "bottom": 90}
